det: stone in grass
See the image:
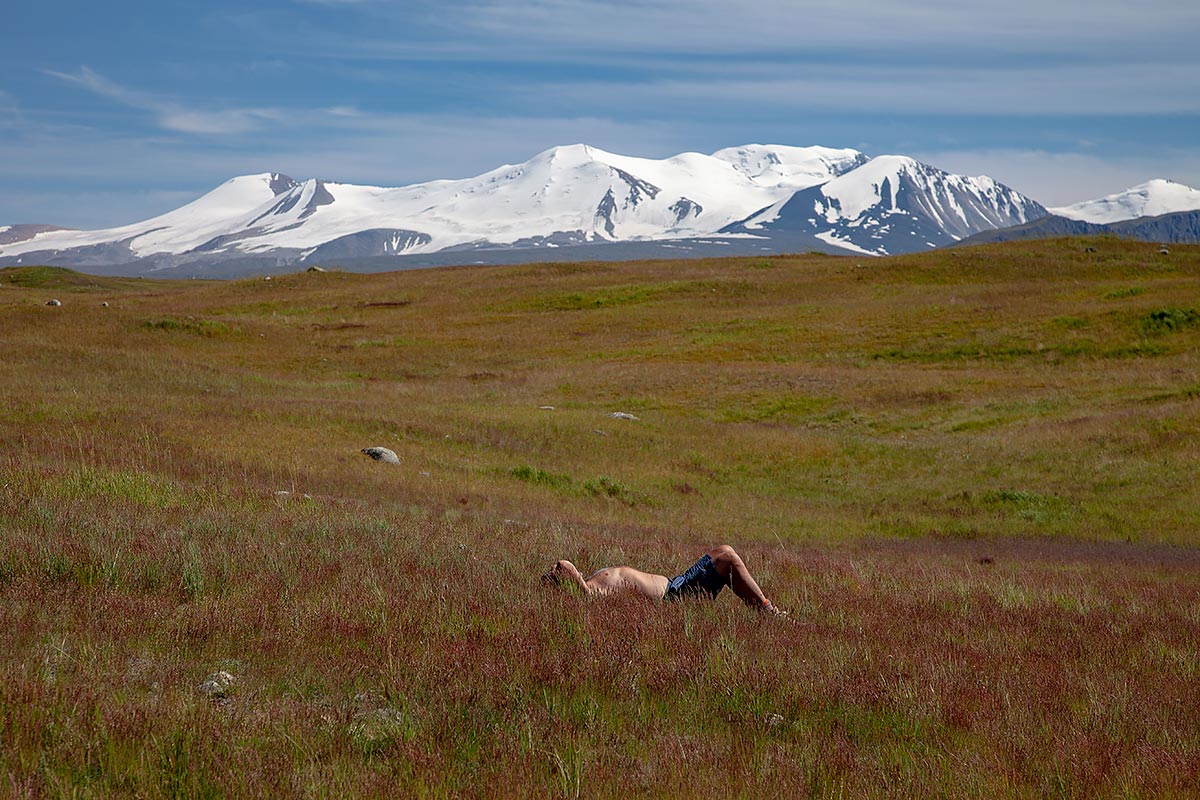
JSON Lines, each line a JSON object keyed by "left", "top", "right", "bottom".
{"left": 198, "top": 670, "right": 235, "bottom": 699}
{"left": 46, "top": 299, "right": 62, "bottom": 307}
{"left": 610, "top": 411, "right": 639, "bottom": 421}
{"left": 361, "top": 447, "right": 400, "bottom": 464}
{"left": 349, "top": 707, "right": 410, "bottom": 751}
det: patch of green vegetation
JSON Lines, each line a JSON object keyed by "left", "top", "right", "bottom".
{"left": 48, "top": 466, "right": 183, "bottom": 508}
{"left": 1103, "top": 286, "right": 1146, "bottom": 300}
{"left": 1139, "top": 307, "right": 1200, "bottom": 336}
{"left": 1051, "top": 316, "right": 1088, "bottom": 330}
{"left": 1, "top": 266, "right": 108, "bottom": 290}
{"left": 352, "top": 336, "right": 418, "bottom": 348}
{"left": 716, "top": 393, "right": 833, "bottom": 424}
{"left": 686, "top": 319, "right": 794, "bottom": 349}
{"left": 949, "top": 398, "right": 1063, "bottom": 433}
{"left": 582, "top": 475, "right": 637, "bottom": 504}
{"left": 215, "top": 300, "right": 338, "bottom": 317}
{"left": 982, "top": 489, "right": 1075, "bottom": 526}
{"left": 1056, "top": 340, "right": 1169, "bottom": 359}
{"left": 873, "top": 339, "right": 1037, "bottom": 363}
{"left": 510, "top": 280, "right": 752, "bottom": 312}
{"left": 523, "top": 284, "right": 669, "bottom": 311}
{"left": 144, "top": 317, "right": 237, "bottom": 337}
{"left": 510, "top": 464, "right": 572, "bottom": 490}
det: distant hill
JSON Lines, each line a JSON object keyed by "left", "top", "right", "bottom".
{"left": 959, "top": 209, "right": 1200, "bottom": 247}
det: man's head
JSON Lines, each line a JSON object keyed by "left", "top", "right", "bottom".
{"left": 541, "top": 559, "right": 576, "bottom": 586}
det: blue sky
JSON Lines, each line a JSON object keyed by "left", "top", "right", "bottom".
{"left": 3, "top": 0, "right": 1199, "bottom": 228}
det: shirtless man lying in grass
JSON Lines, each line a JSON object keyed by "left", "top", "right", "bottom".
{"left": 542, "top": 544, "right": 786, "bottom": 615}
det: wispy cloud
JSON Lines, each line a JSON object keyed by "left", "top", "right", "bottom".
{"left": 0, "top": 90, "right": 24, "bottom": 131}
{"left": 275, "top": 0, "right": 1200, "bottom": 63}
{"left": 456, "top": 0, "right": 1200, "bottom": 55}
{"left": 500, "top": 62, "right": 1200, "bottom": 117}
{"left": 44, "top": 66, "right": 284, "bottom": 135}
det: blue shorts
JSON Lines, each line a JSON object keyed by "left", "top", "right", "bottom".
{"left": 663, "top": 554, "right": 728, "bottom": 601}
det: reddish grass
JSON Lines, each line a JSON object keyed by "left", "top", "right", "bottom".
{"left": 1, "top": 242, "right": 1199, "bottom": 796}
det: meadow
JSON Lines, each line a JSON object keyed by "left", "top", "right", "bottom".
{"left": 1, "top": 237, "right": 1198, "bottom": 797}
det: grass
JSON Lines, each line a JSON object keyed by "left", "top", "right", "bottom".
{"left": 1, "top": 237, "right": 1199, "bottom": 797}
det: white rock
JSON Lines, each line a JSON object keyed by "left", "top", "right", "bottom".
{"left": 361, "top": 447, "right": 400, "bottom": 464}
{"left": 46, "top": 299, "right": 62, "bottom": 307}
{"left": 610, "top": 411, "right": 639, "bottom": 421}
{"left": 198, "top": 671, "right": 235, "bottom": 698}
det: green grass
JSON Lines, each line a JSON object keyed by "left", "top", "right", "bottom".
{"left": 143, "top": 317, "right": 238, "bottom": 337}
{"left": 1, "top": 237, "right": 1199, "bottom": 797}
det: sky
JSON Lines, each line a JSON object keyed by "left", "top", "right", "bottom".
{"left": 2, "top": 0, "right": 1199, "bottom": 229}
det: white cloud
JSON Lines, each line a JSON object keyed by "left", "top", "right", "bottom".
{"left": 423, "top": 0, "right": 1200, "bottom": 57}
{"left": 501, "top": 62, "right": 1200, "bottom": 116}
{"left": 44, "top": 66, "right": 285, "bottom": 135}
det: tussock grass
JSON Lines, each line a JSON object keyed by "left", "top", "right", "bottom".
{"left": 1, "top": 238, "right": 1199, "bottom": 796}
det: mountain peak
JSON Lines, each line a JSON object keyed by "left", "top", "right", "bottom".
{"left": 534, "top": 143, "right": 606, "bottom": 167}
{"left": 1052, "top": 178, "right": 1200, "bottom": 224}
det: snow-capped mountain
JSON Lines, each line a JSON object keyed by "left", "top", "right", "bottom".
{"left": 722, "top": 156, "right": 1046, "bottom": 255}
{"left": 0, "top": 144, "right": 1054, "bottom": 274}
{"left": 1051, "top": 179, "right": 1200, "bottom": 224}
{"left": 0, "top": 144, "right": 873, "bottom": 271}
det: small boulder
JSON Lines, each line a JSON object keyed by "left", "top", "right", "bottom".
{"left": 610, "top": 411, "right": 639, "bottom": 421}
{"left": 198, "top": 670, "right": 235, "bottom": 699}
{"left": 1158, "top": 246, "right": 1170, "bottom": 255}
{"left": 46, "top": 299, "right": 62, "bottom": 307}
{"left": 100, "top": 301, "right": 110, "bottom": 307}
{"left": 307, "top": 265, "right": 326, "bottom": 273}
{"left": 349, "top": 707, "right": 408, "bottom": 749}
{"left": 361, "top": 447, "right": 400, "bottom": 464}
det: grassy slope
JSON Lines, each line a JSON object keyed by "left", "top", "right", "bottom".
{"left": 1, "top": 239, "right": 1198, "bottom": 797}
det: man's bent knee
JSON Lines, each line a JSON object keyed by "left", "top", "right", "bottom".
{"left": 709, "top": 544, "right": 737, "bottom": 562}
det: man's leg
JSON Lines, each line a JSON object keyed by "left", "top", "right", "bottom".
{"left": 707, "top": 545, "right": 770, "bottom": 608}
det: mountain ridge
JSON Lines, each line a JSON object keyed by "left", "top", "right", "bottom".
{"left": 2, "top": 144, "right": 1195, "bottom": 277}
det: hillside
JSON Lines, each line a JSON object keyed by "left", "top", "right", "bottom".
{"left": 2, "top": 239, "right": 1199, "bottom": 797}
{"left": 960, "top": 209, "right": 1200, "bottom": 246}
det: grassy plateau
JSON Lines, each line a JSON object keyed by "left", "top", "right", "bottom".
{"left": 1, "top": 237, "right": 1199, "bottom": 797}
